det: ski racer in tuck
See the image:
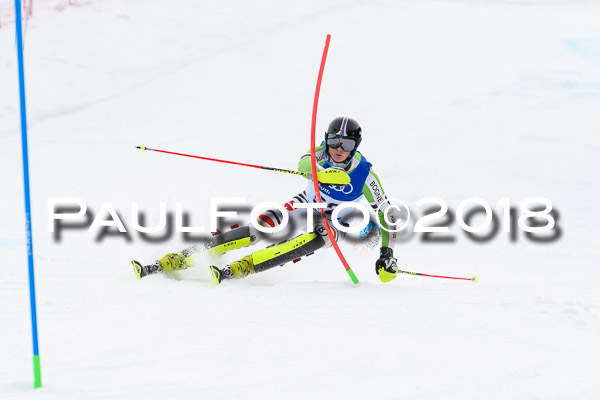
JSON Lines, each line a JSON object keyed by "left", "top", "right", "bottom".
{"left": 132, "top": 117, "right": 399, "bottom": 284}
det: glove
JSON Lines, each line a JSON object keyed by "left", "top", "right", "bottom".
{"left": 375, "top": 247, "right": 398, "bottom": 283}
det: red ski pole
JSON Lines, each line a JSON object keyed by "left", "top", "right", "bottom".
{"left": 135, "top": 145, "right": 350, "bottom": 185}
{"left": 400, "top": 270, "right": 479, "bottom": 282}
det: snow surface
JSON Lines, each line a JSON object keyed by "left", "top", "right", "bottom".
{"left": 1, "top": 0, "right": 600, "bottom": 399}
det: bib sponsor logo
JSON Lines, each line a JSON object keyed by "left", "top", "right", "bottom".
{"left": 370, "top": 181, "right": 385, "bottom": 204}
{"left": 331, "top": 183, "right": 354, "bottom": 195}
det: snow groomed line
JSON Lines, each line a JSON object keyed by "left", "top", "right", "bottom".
{"left": 309, "top": 34, "right": 359, "bottom": 285}
{"left": 14, "top": 0, "right": 42, "bottom": 389}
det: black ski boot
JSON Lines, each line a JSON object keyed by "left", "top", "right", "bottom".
{"left": 131, "top": 260, "right": 161, "bottom": 279}
{"left": 209, "top": 265, "right": 235, "bottom": 285}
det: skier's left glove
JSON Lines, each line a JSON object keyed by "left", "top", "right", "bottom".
{"left": 375, "top": 247, "right": 398, "bottom": 283}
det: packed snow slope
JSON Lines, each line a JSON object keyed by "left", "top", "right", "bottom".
{"left": 1, "top": 1, "right": 600, "bottom": 399}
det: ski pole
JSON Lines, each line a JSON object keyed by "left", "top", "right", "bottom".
{"left": 135, "top": 145, "right": 350, "bottom": 186}
{"left": 400, "top": 270, "right": 479, "bottom": 282}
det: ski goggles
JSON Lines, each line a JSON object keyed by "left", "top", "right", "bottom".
{"left": 326, "top": 134, "right": 357, "bottom": 152}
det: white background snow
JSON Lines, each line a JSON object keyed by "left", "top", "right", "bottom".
{"left": 1, "top": 0, "right": 599, "bottom": 399}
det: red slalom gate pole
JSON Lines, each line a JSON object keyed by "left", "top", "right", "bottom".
{"left": 309, "top": 34, "right": 359, "bottom": 285}
{"left": 400, "top": 270, "right": 479, "bottom": 282}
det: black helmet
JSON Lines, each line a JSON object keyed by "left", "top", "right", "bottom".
{"left": 324, "top": 117, "right": 362, "bottom": 160}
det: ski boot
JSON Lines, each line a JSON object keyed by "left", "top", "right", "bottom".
{"left": 210, "top": 255, "right": 254, "bottom": 285}
{"left": 131, "top": 260, "right": 161, "bottom": 279}
{"left": 132, "top": 252, "right": 194, "bottom": 279}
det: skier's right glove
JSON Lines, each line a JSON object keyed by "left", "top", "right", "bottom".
{"left": 375, "top": 247, "right": 398, "bottom": 283}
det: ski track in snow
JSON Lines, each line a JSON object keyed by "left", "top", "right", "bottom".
{"left": 1, "top": 0, "right": 600, "bottom": 399}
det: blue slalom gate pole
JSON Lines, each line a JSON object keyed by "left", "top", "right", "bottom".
{"left": 14, "top": 0, "right": 42, "bottom": 389}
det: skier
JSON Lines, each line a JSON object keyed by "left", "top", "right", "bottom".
{"left": 131, "top": 117, "right": 399, "bottom": 284}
